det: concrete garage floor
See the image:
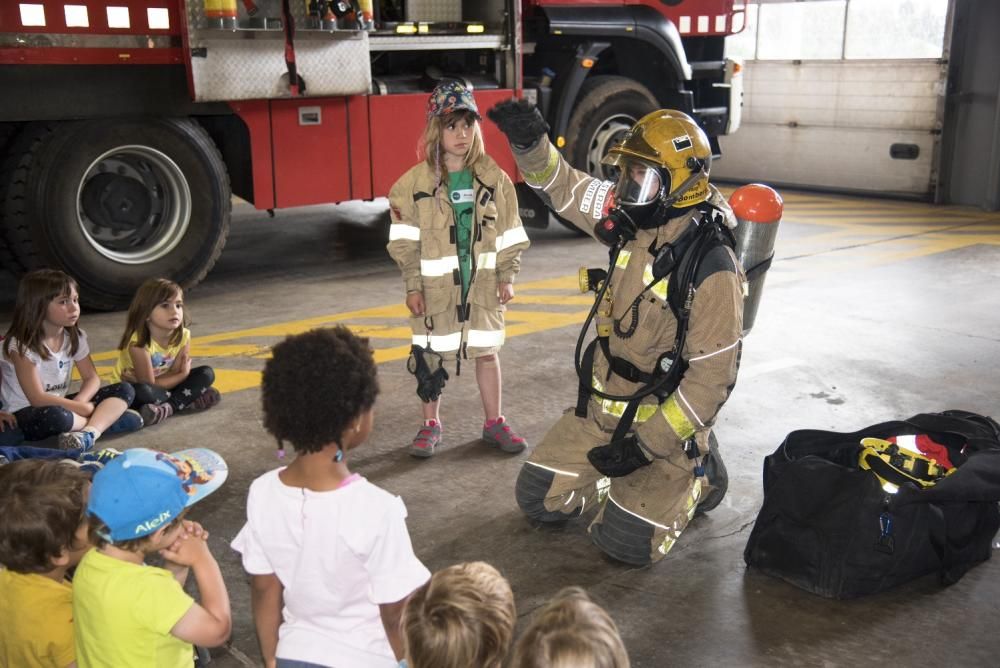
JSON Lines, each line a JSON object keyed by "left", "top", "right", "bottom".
{"left": 1, "top": 191, "right": 999, "bottom": 667}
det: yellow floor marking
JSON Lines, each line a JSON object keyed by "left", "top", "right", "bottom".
{"left": 213, "top": 369, "right": 265, "bottom": 394}
{"left": 86, "top": 202, "right": 1000, "bottom": 395}
{"left": 89, "top": 274, "right": 596, "bottom": 394}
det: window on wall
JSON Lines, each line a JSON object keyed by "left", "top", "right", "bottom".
{"left": 726, "top": 3, "right": 759, "bottom": 61}
{"left": 725, "top": 0, "right": 949, "bottom": 61}
{"left": 757, "top": 0, "right": 846, "bottom": 60}
{"left": 845, "top": 0, "right": 949, "bottom": 59}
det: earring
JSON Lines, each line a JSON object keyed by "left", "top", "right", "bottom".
{"left": 334, "top": 449, "right": 344, "bottom": 463}
{"left": 354, "top": 423, "right": 361, "bottom": 433}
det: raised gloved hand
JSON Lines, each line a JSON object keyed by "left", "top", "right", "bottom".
{"left": 587, "top": 435, "right": 653, "bottom": 477}
{"left": 487, "top": 99, "right": 550, "bottom": 149}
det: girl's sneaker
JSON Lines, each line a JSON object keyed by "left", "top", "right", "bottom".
{"left": 105, "top": 409, "right": 144, "bottom": 435}
{"left": 410, "top": 420, "right": 442, "bottom": 458}
{"left": 482, "top": 416, "right": 527, "bottom": 454}
{"left": 140, "top": 402, "right": 174, "bottom": 427}
{"left": 58, "top": 430, "right": 96, "bottom": 453}
{"left": 189, "top": 388, "right": 221, "bottom": 411}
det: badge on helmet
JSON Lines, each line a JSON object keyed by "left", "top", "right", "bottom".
{"left": 603, "top": 110, "right": 712, "bottom": 209}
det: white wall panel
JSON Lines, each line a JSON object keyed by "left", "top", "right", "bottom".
{"left": 713, "top": 60, "right": 945, "bottom": 195}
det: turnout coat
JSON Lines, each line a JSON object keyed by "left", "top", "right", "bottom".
{"left": 387, "top": 154, "right": 529, "bottom": 360}
{"left": 511, "top": 137, "right": 745, "bottom": 563}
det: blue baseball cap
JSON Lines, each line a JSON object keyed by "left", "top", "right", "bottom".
{"left": 88, "top": 447, "right": 228, "bottom": 542}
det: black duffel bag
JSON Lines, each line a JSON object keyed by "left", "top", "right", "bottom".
{"left": 743, "top": 409, "right": 1000, "bottom": 599}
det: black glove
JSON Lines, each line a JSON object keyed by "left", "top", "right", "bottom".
{"left": 487, "top": 99, "right": 550, "bottom": 149}
{"left": 407, "top": 344, "right": 449, "bottom": 403}
{"left": 587, "top": 435, "right": 653, "bottom": 478}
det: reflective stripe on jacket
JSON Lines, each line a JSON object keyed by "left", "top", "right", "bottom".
{"left": 387, "top": 154, "right": 529, "bottom": 358}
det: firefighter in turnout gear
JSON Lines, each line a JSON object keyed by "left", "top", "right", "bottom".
{"left": 488, "top": 100, "right": 745, "bottom": 565}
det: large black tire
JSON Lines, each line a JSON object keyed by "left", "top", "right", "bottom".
{"left": 564, "top": 75, "right": 660, "bottom": 181}
{"left": 0, "top": 118, "right": 231, "bottom": 310}
{"left": 0, "top": 123, "right": 22, "bottom": 272}
{"left": 556, "top": 76, "right": 659, "bottom": 234}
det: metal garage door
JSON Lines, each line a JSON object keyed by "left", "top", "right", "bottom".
{"left": 712, "top": 0, "right": 950, "bottom": 197}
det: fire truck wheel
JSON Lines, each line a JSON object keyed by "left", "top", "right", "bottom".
{"left": 561, "top": 76, "right": 659, "bottom": 233}
{"left": 0, "top": 123, "right": 23, "bottom": 272}
{"left": 565, "top": 75, "right": 659, "bottom": 179}
{"left": 0, "top": 119, "right": 231, "bottom": 310}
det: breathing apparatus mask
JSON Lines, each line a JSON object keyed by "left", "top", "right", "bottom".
{"left": 594, "top": 110, "right": 713, "bottom": 245}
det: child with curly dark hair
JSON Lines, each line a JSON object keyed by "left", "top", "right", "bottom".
{"left": 0, "top": 459, "right": 91, "bottom": 667}
{"left": 232, "top": 327, "right": 430, "bottom": 668}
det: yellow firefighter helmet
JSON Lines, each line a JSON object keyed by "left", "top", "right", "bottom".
{"left": 603, "top": 110, "right": 712, "bottom": 209}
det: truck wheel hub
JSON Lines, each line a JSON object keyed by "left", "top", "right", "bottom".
{"left": 75, "top": 145, "right": 192, "bottom": 265}
{"left": 81, "top": 173, "right": 152, "bottom": 232}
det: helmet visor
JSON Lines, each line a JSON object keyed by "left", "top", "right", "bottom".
{"left": 614, "top": 160, "right": 663, "bottom": 206}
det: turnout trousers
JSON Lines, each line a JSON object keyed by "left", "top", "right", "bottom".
{"left": 515, "top": 409, "right": 711, "bottom": 565}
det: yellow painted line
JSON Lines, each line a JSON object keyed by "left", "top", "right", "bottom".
{"left": 89, "top": 275, "right": 595, "bottom": 396}
{"left": 84, "top": 206, "right": 1000, "bottom": 396}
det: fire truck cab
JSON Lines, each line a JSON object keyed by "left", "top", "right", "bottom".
{"left": 0, "top": 0, "right": 743, "bottom": 308}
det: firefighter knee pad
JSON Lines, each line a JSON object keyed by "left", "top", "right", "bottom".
{"left": 696, "top": 434, "right": 729, "bottom": 514}
{"left": 515, "top": 464, "right": 581, "bottom": 523}
{"left": 589, "top": 497, "right": 655, "bottom": 566}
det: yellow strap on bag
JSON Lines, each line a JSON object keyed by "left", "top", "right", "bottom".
{"left": 859, "top": 437, "right": 955, "bottom": 491}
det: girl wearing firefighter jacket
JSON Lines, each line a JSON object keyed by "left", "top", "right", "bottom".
{"left": 488, "top": 100, "right": 745, "bottom": 566}
{"left": 387, "top": 81, "right": 531, "bottom": 459}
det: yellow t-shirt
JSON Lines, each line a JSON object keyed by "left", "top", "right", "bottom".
{"left": 72, "top": 549, "right": 195, "bottom": 668}
{"left": 112, "top": 328, "right": 191, "bottom": 383}
{"left": 0, "top": 568, "right": 75, "bottom": 668}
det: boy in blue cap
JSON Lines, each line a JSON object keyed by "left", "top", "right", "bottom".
{"left": 72, "top": 447, "right": 231, "bottom": 668}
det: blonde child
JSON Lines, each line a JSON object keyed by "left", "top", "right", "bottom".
{"left": 387, "top": 80, "right": 531, "bottom": 458}
{"left": 0, "top": 269, "right": 136, "bottom": 451}
{"left": 402, "top": 561, "right": 516, "bottom": 668}
{"left": 73, "top": 447, "right": 231, "bottom": 667}
{"left": 509, "top": 586, "right": 631, "bottom": 668}
{"left": 232, "top": 327, "right": 430, "bottom": 668}
{"left": 112, "top": 278, "right": 220, "bottom": 427}
{"left": 0, "top": 459, "right": 91, "bottom": 667}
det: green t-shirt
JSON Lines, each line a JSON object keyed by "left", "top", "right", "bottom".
{"left": 448, "top": 169, "right": 475, "bottom": 299}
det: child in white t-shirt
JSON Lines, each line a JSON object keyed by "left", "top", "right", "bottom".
{"left": 232, "top": 327, "right": 430, "bottom": 668}
{"left": 0, "top": 270, "right": 135, "bottom": 451}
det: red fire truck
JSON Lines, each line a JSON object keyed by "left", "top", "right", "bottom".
{"left": 0, "top": 0, "right": 743, "bottom": 308}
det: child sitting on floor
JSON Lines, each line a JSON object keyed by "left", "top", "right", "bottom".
{"left": 112, "top": 278, "right": 221, "bottom": 427}
{"left": 0, "top": 459, "right": 92, "bottom": 667}
{"left": 0, "top": 270, "right": 137, "bottom": 451}
{"left": 73, "top": 447, "right": 231, "bottom": 667}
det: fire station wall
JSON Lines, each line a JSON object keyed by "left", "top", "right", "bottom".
{"left": 711, "top": 59, "right": 944, "bottom": 197}
{"left": 937, "top": 0, "right": 1000, "bottom": 210}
